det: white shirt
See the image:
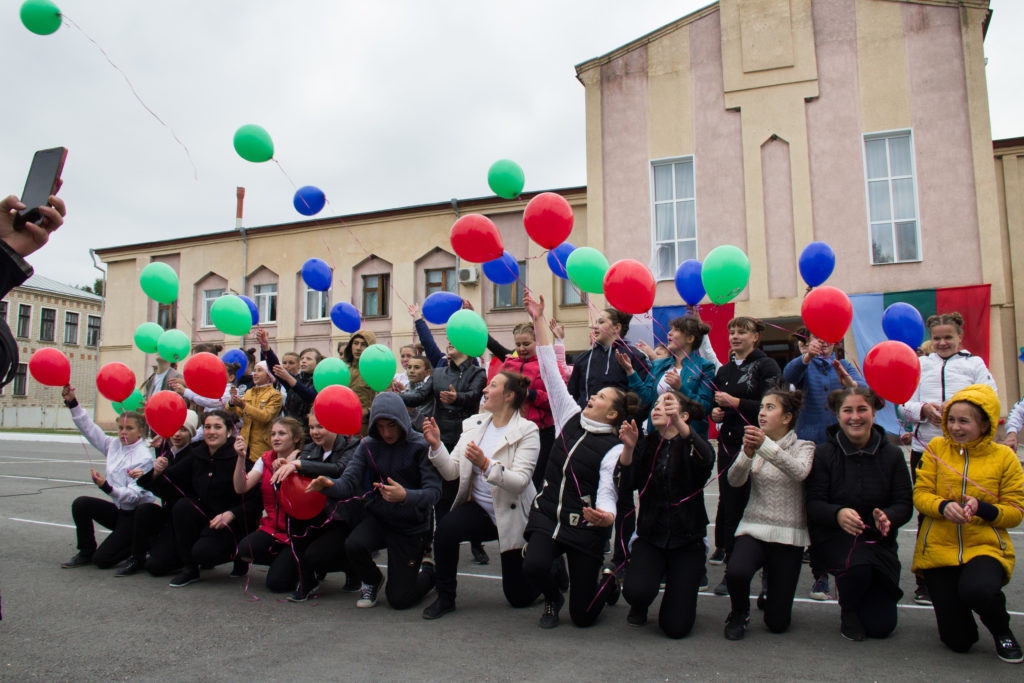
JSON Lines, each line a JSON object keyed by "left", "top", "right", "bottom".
{"left": 471, "top": 422, "right": 506, "bottom": 523}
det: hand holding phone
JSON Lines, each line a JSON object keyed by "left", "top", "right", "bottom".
{"left": 1, "top": 147, "right": 68, "bottom": 259}
{"left": 14, "top": 147, "right": 67, "bottom": 228}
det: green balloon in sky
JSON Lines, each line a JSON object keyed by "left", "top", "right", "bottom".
{"left": 358, "top": 344, "right": 397, "bottom": 392}
{"left": 139, "top": 262, "right": 179, "bottom": 304}
{"left": 210, "top": 295, "right": 253, "bottom": 337}
{"left": 233, "top": 124, "right": 274, "bottom": 163}
{"left": 487, "top": 159, "right": 525, "bottom": 199}
{"left": 20, "top": 0, "right": 61, "bottom": 36}
{"left": 701, "top": 245, "right": 751, "bottom": 305}
{"left": 157, "top": 329, "right": 190, "bottom": 363}
{"left": 565, "top": 246, "right": 609, "bottom": 294}
{"left": 446, "top": 309, "right": 488, "bottom": 358}
{"left": 313, "top": 357, "right": 350, "bottom": 392}
{"left": 134, "top": 322, "right": 164, "bottom": 354}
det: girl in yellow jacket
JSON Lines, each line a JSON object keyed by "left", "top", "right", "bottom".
{"left": 228, "top": 361, "right": 283, "bottom": 463}
{"left": 912, "top": 384, "right": 1024, "bottom": 664}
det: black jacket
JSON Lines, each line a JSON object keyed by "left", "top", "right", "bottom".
{"left": 298, "top": 434, "right": 361, "bottom": 523}
{"left": 567, "top": 340, "right": 652, "bottom": 410}
{"left": 0, "top": 242, "right": 32, "bottom": 388}
{"left": 712, "top": 349, "right": 782, "bottom": 449}
{"left": 263, "top": 347, "right": 316, "bottom": 432}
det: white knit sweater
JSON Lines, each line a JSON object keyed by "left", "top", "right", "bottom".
{"left": 728, "top": 430, "right": 815, "bottom": 547}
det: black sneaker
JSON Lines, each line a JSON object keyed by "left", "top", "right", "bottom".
{"left": 995, "top": 633, "right": 1023, "bottom": 663}
{"left": 756, "top": 591, "right": 767, "bottom": 611}
{"left": 357, "top": 577, "right": 385, "bottom": 608}
{"left": 802, "top": 549, "right": 811, "bottom": 564}
{"left": 61, "top": 552, "right": 92, "bottom": 569}
{"left": 709, "top": 548, "right": 726, "bottom": 565}
{"left": 713, "top": 579, "right": 729, "bottom": 596}
{"left": 229, "top": 558, "right": 249, "bottom": 578}
{"left": 342, "top": 573, "right": 362, "bottom": 592}
{"left": 115, "top": 556, "right": 145, "bottom": 577}
{"left": 287, "top": 582, "right": 320, "bottom": 603}
{"left": 602, "top": 567, "right": 621, "bottom": 606}
{"left": 913, "top": 585, "right": 932, "bottom": 606}
{"left": 698, "top": 572, "right": 710, "bottom": 592}
{"left": 627, "top": 606, "right": 648, "bottom": 626}
{"left": 840, "top": 610, "right": 866, "bottom": 641}
{"left": 169, "top": 568, "right": 200, "bottom": 588}
{"left": 724, "top": 611, "right": 749, "bottom": 640}
{"left": 471, "top": 543, "right": 489, "bottom": 565}
{"left": 422, "top": 595, "right": 457, "bottom": 620}
{"left": 539, "top": 592, "right": 564, "bottom": 629}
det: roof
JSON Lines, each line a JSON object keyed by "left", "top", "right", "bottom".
{"left": 18, "top": 273, "right": 104, "bottom": 302}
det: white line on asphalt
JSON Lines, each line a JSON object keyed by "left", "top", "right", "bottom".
{"left": 0, "top": 455, "right": 95, "bottom": 465}
{"left": 0, "top": 474, "right": 90, "bottom": 485}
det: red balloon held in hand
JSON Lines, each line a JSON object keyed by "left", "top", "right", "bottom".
{"left": 279, "top": 474, "right": 326, "bottom": 520}
{"left": 313, "top": 385, "right": 363, "bottom": 436}
{"left": 603, "top": 259, "right": 656, "bottom": 315}
{"left": 523, "top": 192, "right": 574, "bottom": 249}
{"left": 450, "top": 214, "right": 504, "bottom": 263}
{"left": 96, "top": 362, "right": 137, "bottom": 403}
{"left": 145, "top": 390, "right": 187, "bottom": 438}
{"left": 28, "top": 348, "right": 71, "bottom": 387}
{"left": 183, "top": 352, "right": 228, "bottom": 399}
{"left": 800, "top": 286, "right": 853, "bottom": 344}
{"left": 863, "top": 341, "right": 921, "bottom": 405}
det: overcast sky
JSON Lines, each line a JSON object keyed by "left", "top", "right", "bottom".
{"left": 3, "top": 0, "right": 1021, "bottom": 288}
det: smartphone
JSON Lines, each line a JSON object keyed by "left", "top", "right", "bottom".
{"left": 14, "top": 146, "right": 67, "bottom": 228}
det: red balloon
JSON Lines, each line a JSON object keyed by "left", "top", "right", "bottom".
{"left": 523, "top": 192, "right": 574, "bottom": 249}
{"left": 96, "top": 362, "right": 136, "bottom": 402}
{"left": 28, "top": 348, "right": 71, "bottom": 387}
{"left": 800, "top": 286, "right": 853, "bottom": 344}
{"left": 450, "top": 214, "right": 504, "bottom": 263}
{"left": 183, "top": 352, "right": 228, "bottom": 399}
{"left": 144, "top": 390, "right": 188, "bottom": 438}
{"left": 279, "top": 474, "right": 326, "bottom": 520}
{"left": 313, "top": 385, "right": 363, "bottom": 436}
{"left": 863, "top": 340, "right": 921, "bottom": 405}
{"left": 603, "top": 259, "right": 656, "bottom": 315}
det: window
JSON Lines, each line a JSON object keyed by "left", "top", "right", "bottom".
{"left": 362, "top": 274, "right": 390, "bottom": 318}
{"left": 305, "top": 286, "right": 330, "bottom": 321}
{"left": 493, "top": 261, "right": 526, "bottom": 309}
{"left": 0, "top": 300, "right": 6, "bottom": 322}
{"left": 12, "top": 363, "right": 27, "bottom": 396}
{"left": 425, "top": 267, "right": 457, "bottom": 297}
{"left": 253, "top": 283, "right": 278, "bottom": 324}
{"left": 64, "top": 311, "right": 79, "bottom": 345}
{"left": 202, "top": 288, "right": 224, "bottom": 328}
{"left": 17, "top": 304, "right": 31, "bottom": 338}
{"left": 651, "top": 158, "right": 697, "bottom": 280}
{"left": 864, "top": 132, "right": 920, "bottom": 264}
{"left": 157, "top": 302, "right": 177, "bottom": 330}
{"left": 39, "top": 307, "right": 56, "bottom": 342}
{"left": 86, "top": 315, "right": 101, "bottom": 348}
{"left": 561, "top": 279, "right": 585, "bottom": 306}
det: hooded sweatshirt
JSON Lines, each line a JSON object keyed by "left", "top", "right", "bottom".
{"left": 323, "top": 393, "right": 441, "bottom": 534}
{"left": 343, "top": 329, "right": 378, "bottom": 436}
{"left": 912, "top": 384, "right": 1024, "bottom": 583}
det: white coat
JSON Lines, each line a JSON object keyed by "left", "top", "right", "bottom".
{"left": 900, "top": 351, "right": 997, "bottom": 446}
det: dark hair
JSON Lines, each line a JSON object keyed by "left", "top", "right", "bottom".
{"left": 497, "top": 371, "right": 531, "bottom": 409}
{"left": 669, "top": 315, "right": 711, "bottom": 349}
{"left": 408, "top": 354, "right": 432, "bottom": 370}
{"left": 193, "top": 343, "right": 223, "bottom": 355}
{"left": 946, "top": 399, "right": 991, "bottom": 434}
{"left": 272, "top": 416, "right": 305, "bottom": 449}
{"left": 793, "top": 327, "right": 809, "bottom": 344}
{"left": 223, "top": 361, "right": 241, "bottom": 378}
{"left": 606, "top": 387, "right": 643, "bottom": 429}
{"left": 604, "top": 308, "right": 633, "bottom": 337}
{"left": 336, "top": 340, "right": 346, "bottom": 355}
{"left": 727, "top": 316, "right": 765, "bottom": 334}
{"left": 203, "top": 409, "right": 237, "bottom": 434}
{"left": 926, "top": 312, "right": 964, "bottom": 335}
{"left": 827, "top": 386, "right": 885, "bottom": 414}
{"left": 118, "top": 411, "right": 147, "bottom": 433}
{"left": 660, "top": 390, "right": 705, "bottom": 424}
{"left": 245, "top": 348, "right": 257, "bottom": 366}
{"left": 762, "top": 388, "right": 804, "bottom": 427}
{"left": 282, "top": 351, "right": 300, "bottom": 361}
{"left": 299, "top": 347, "right": 324, "bottom": 364}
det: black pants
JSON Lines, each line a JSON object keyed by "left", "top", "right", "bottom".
{"left": 171, "top": 497, "right": 239, "bottom": 571}
{"left": 344, "top": 515, "right": 434, "bottom": 609}
{"left": 131, "top": 502, "right": 169, "bottom": 563}
{"left": 522, "top": 531, "right": 612, "bottom": 628}
{"left": 144, "top": 506, "right": 181, "bottom": 576}
{"left": 237, "top": 529, "right": 297, "bottom": 593}
{"left": 70, "top": 496, "right": 134, "bottom": 568}
{"left": 714, "top": 442, "right": 750, "bottom": 556}
{"left": 434, "top": 501, "right": 540, "bottom": 607}
{"left": 922, "top": 556, "right": 1011, "bottom": 652}
{"left": 610, "top": 480, "right": 636, "bottom": 569}
{"left": 291, "top": 517, "right": 352, "bottom": 593}
{"left": 624, "top": 537, "right": 705, "bottom": 639}
{"left": 834, "top": 565, "right": 898, "bottom": 638}
{"left": 726, "top": 535, "right": 804, "bottom": 633}
{"left": 533, "top": 426, "right": 555, "bottom": 491}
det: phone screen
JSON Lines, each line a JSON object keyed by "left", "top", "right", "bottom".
{"left": 18, "top": 147, "right": 67, "bottom": 221}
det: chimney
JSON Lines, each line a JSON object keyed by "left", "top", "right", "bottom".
{"left": 236, "top": 187, "right": 245, "bottom": 229}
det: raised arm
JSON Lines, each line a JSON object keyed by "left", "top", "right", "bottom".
{"left": 64, "top": 386, "right": 113, "bottom": 454}
{"left": 414, "top": 316, "right": 445, "bottom": 368}
{"left": 526, "top": 292, "right": 579, "bottom": 433}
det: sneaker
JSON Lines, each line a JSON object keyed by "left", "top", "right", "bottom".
{"left": 342, "top": 574, "right": 362, "bottom": 592}
{"left": 995, "top": 633, "right": 1024, "bottom": 663}
{"left": 602, "top": 567, "right": 621, "bottom": 606}
{"left": 810, "top": 575, "right": 832, "bottom": 601}
{"left": 539, "top": 592, "right": 565, "bottom": 629}
{"left": 802, "top": 549, "right": 811, "bottom": 564}
{"left": 422, "top": 595, "right": 457, "bottom": 620}
{"left": 840, "top": 610, "right": 866, "bottom": 641}
{"left": 913, "top": 585, "right": 932, "bottom": 606}
{"left": 287, "top": 582, "right": 320, "bottom": 603}
{"left": 713, "top": 579, "right": 729, "bottom": 596}
{"left": 229, "top": 558, "right": 249, "bottom": 578}
{"left": 709, "top": 548, "right": 726, "bottom": 565}
{"left": 356, "top": 578, "right": 385, "bottom": 608}
{"left": 724, "top": 611, "right": 749, "bottom": 640}
{"left": 698, "top": 572, "right": 710, "bottom": 592}
{"left": 114, "top": 556, "right": 144, "bottom": 577}
{"left": 61, "top": 552, "right": 93, "bottom": 569}
{"left": 627, "top": 606, "right": 648, "bottom": 626}
{"left": 470, "top": 543, "right": 489, "bottom": 565}
{"left": 169, "top": 568, "right": 200, "bottom": 588}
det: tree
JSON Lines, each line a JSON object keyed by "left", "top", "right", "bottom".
{"left": 80, "top": 278, "right": 104, "bottom": 297}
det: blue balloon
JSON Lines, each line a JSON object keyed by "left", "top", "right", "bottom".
{"left": 482, "top": 251, "right": 520, "bottom": 285}
{"left": 238, "top": 295, "right": 259, "bottom": 325}
{"left": 674, "top": 259, "right": 705, "bottom": 306}
{"left": 293, "top": 186, "right": 326, "bottom": 216}
{"left": 301, "top": 258, "right": 332, "bottom": 292}
{"left": 798, "top": 242, "right": 836, "bottom": 288}
{"left": 882, "top": 302, "right": 926, "bottom": 350}
{"left": 222, "top": 348, "right": 248, "bottom": 381}
{"left": 422, "top": 291, "right": 463, "bottom": 325}
{"left": 546, "top": 242, "right": 575, "bottom": 280}
{"left": 330, "top": 302, "right": 361, "bottom": 333}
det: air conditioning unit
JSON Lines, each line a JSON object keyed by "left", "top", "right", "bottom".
{"left": 458, "top": 265, "right": 479, "bottom": 285}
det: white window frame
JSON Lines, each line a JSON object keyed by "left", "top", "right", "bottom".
{"left": 252, "top": 283, "right": 278, "bottom": 324}
{"left": 86, "top": 315, "right": 102, "bottom": 348}
{"left": 862, "top": 129, "right": 922, "bottom": 265}
{"left": 650, "top": 156, "right": 698, "bottom": 281}
{"left": 304, "top": 285, "right": 330, "bottom": 322}
{"left": 201, "top": 288, "right": 225, "bottom": 328}
{"left": 64, "top": 311, "right": 79, "bottom": 345}
{"left": 492, "top": 261, "right": 527, "bottom": 310}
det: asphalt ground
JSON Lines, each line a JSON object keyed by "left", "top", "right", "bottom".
{"left": 0, "top": 437, "right": 1022, "bottom": 682}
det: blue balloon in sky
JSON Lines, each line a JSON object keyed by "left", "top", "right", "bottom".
{"left": 546, "top": 242, "right": 575, "bottom": 280}
{"left": 882, "top": 302, "right": 926, "bottom": 350}
{"left": 330, "top": 302, "right": 361, "bottom": 333}
{"left": 674, "top": 259, "right": 705, "bottom": 306}
{"left": 238, "top": 295, "right": 259, "bottom": 325}
{"left": 301, "top": 258, "right": 332, "bottom": 292}
{"left": 293, "top": 186, "right": 326, "bottom": 216}
{"left": 222, "top": 348, "right": 248, "bottom": 381}
{"left": 482, "top": 251, "right": 520, "bottom": 285}
{"left": 798, "top": 241, "right": 836, "bottom": 288}
{"left": 423, "top": 291, "right": 462, "bottom": 325}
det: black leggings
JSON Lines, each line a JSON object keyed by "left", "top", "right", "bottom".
{"left": 171, "top": 497, "right": 239, "bottom": 571}
{"left": 610, "top": 479, "right": 636, "bottom": 568}
{"left": 726, "top": 535, "right": 803, "bottom": 633}
{"left": 834, "top": 565, "right": 898, "bottom": 638}
{"left": 533, "top": 426, "right": 555, "bottom": 491}
{"left": 922, "top": 556, "right": 1011, "bottom": 652}
{"left": 714, "top": 443, "right": 750, "bottom": 556}
{"left": 434, "top": 501, "right": 540, "bottom": 607}
{"left": 522, "top": 531, "right": 612, "bottom": 627}
{"left": 623, "top": 537, "right": 705, "bottom": 639}
{"left": 291, "top": 518, "right": 352, "bottom": 593}
{"left": 344, "top": 515, "right": 434, "bottom": 609}
{"left": 70, "top": 496, "right": 134, "bottom": 568}
{"left": 237, "top": 529, "right": 297, "bottom": 593}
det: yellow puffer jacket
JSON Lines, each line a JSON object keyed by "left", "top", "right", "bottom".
{"left": 229, "top": 383, "right": 283, "bottom": 462}
{"left": 912, "top": 384, "right": 1024, "bottom": 583}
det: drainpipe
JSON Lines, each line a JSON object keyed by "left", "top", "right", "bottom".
{"left": 88, "top": 248, "right": 106, "bottom": 422}
{"left": 237, "top": 188, "right": 247, "bottom": 334}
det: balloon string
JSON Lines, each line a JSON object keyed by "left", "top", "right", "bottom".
{"left": 60, "top": 15, "right": 198, "bottom": 180}
{"left": 272, "top": 160, "right": 300, "bottom": 192}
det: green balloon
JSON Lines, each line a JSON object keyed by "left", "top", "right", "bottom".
{"left": 157, "top": 329, "right": 190, "bottom": 363}
{"left": 701, "top": 245, "right": 751, "bottom": 304}
{"left": 565, "top": 246, "right": 610, "bottom": 294}
{"left": 487, "top": 159, "right": 525, "bottom": 199}
{"left": 233, "top": 124, "right": 274, "bottom": 163}
{"left": 134, "top": 322, "right": 164, "bottom": 354}
{"left": 139, "top": 262, "right": 179, "bottom": 304}
{"left": 313, "top": 357, "right": 350, "bottom": 391}
{"left": 20, "top": 0, "right": 61, "bottom": 36}
{"left": 112, "top": 401, "right": 125, "bottom": 415}
{"left": 358, "top": 344, "right": 397, "bottom": 392}
{"left": 446, "top": 309, "right": 488, "bottom": 358}
{"left": 210, "top": 295, "right": 253, "bottom": 336}
{"left": 113, "top": 388, "right": 144, "bottom": 416}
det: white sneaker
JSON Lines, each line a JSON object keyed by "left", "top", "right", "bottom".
{"left": 356, "top": 578, "right": 385, "bottom": 608}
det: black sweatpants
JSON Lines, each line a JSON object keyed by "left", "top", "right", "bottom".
{"left": 922, "top": 556, "right": 1011, "bottom": 653}
{"left": 522, "top": 531, "right": 613, "bottom": 628}
{"left": 533, "top": 426, "right": 555, "bottom": 491}
{"left": 291, "top": 517, "right": 352, "bottom": 593}
{"left": 434, "top": 501, "right": 540, "bottom": 607}
{"left": 726, "top": 535, "right": 804, "bottom": 633}
{"left": 834, "top": 565, "right": 898, "bottom": 638}
{"left": 237, "top": 529, "right": 297, "bottom": 593}
{"left": 624, "top": 537, "right": 705, "bottom": 639}
{"left": 713, "top": 442, "right": 750, "bottom": 556}
{"left": 344, "top": 515, "right": 434, "bottom": 609}
{"left": 70, "top": 496, "right": 134, "bottom": 568}
{"left": 610, "top": 480, "right": 636, "bottom": 569}
{"left": 171, "top": 497, "right": 239, "bottom": 570}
